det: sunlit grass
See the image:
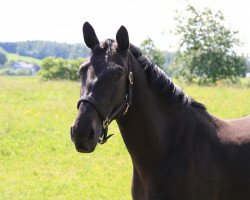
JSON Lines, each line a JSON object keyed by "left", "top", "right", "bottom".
{"left": 0, "top": 76, "right": 131, "bottom": 200}
{"left": 0, "top": 76, "right": 249, "bottom": 199}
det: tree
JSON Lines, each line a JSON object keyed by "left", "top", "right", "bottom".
{"left": 140, "top": 38, "right": 165, "bottom": 69}
{"left": 171, "top": 5, "right": 246, "bottom": 83}
{"left": 0, "top": 48, "right": 7, "bottom": 65}
{"left": 40, "top": 57, "right": 85, "bottom": 80}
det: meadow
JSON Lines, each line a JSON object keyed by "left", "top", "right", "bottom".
{"left": 0, "top": 76, "right": 250, "bottom": 200}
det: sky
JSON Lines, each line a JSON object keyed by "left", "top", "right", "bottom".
{"left": 1, "top": 0, "right": 250, "bottom": 55}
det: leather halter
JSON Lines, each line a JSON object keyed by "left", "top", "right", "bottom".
{"left": 77, "top": 60, "right": 133, "bottom": 144}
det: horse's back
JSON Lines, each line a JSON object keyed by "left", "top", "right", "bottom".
{"left": 212, "top": 115, "right": 250, "bottom": 145}
{"left": 227, "top": 115, "right": 250, "bottom": 134}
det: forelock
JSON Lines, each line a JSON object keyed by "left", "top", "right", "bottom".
{"left": 92, "top": 39, "right": 117, "bottom": 56}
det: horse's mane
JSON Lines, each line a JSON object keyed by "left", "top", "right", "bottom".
{"left": 89, "top": 40, "right": 206, "bottom": 112}
{"left": 129, "top": 44, "right": 206, "bottom": 112}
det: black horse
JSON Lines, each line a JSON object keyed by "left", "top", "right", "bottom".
{"left": 71, "top": 22, "right": 250, "bottom": 200}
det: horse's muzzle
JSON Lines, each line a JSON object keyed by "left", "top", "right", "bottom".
{"left": 70, "top": 125, "right": 96, "bottom": 153}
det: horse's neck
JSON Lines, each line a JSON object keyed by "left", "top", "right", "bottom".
{"left": 116, "top": 60, "right": 217, "bottom": 177}
{"left": 116, "top": 61, "right": 179, "bottom": 171}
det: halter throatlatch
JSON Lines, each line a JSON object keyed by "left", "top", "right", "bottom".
{"left": 77, "top": 61, "right": 133, "bottom": 144}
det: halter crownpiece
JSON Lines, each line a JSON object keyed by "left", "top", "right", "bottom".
{"left": 77, "top": 59, "right": 133, "bottom": 144}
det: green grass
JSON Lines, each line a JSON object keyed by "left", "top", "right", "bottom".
{"left": 0, "top": 76, "right": 131, "bottom": 200}
{"left": 0, "top": 76, "right": 250, "bottom": 200}
{"left": 7, "top": 53, "right": 41, "bottom": 65}
{"left": 181, "top": 84, "right": 250, "bottom": 118}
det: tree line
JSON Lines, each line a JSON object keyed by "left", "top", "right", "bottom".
{"left": 0, "top": 41, "right": 89, "bottom": 60}
{"left": 0, "top": 48, "right": 7, "bottom": 65}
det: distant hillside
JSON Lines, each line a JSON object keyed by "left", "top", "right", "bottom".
{"left": 7, "top": 53, "right": 41, "bottom": 65}
{"left": 0, "top": 41, "right": 89, "bottom": 60}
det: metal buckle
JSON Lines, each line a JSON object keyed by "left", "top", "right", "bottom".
{"left": 99, "top": 134, "right": 104, "bottom": 142}
{"left": 103, "top": 117, "right": 110, "bottom": 129}
{"left": 129, "top": 71, "right": 133, "bottom": 85}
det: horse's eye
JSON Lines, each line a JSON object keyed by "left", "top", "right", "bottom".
{"left": 115, "top": 73, "right": 121, "bottom": 81}
{"left": 115, "top": 70, "right": 123, "bottom": 81}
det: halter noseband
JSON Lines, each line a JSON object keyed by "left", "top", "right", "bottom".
{"left": 77, "top": 60, "right": 133, "bottom": 144}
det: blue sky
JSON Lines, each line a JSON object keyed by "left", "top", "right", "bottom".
{"left": 1, "top": 0, "right": 250, "bottom": 55}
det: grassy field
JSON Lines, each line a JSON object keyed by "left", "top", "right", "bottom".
{"left": 0, "top": 76, "right": 250, "bottom": 200}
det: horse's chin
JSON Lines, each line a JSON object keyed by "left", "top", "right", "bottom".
{"left": 75, "top": 135, "right": 98, "bottom": 153}
{"left": 75, "top": 143, "right": 97, "bottom": 153}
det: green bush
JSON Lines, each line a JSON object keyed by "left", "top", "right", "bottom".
{"left": 40, "top": 57, "right": 85, "bottom": 80}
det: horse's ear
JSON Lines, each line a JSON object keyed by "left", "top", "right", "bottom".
{"left": 82, "top": 22, "right": 99, "bottom": 50}
{"left": 116, "top": 26, "right": 129, "bottom": 53}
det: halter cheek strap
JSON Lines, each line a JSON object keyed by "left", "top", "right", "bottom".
{"left": 77, "top": 62, "right": 133, "bottom": 144}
